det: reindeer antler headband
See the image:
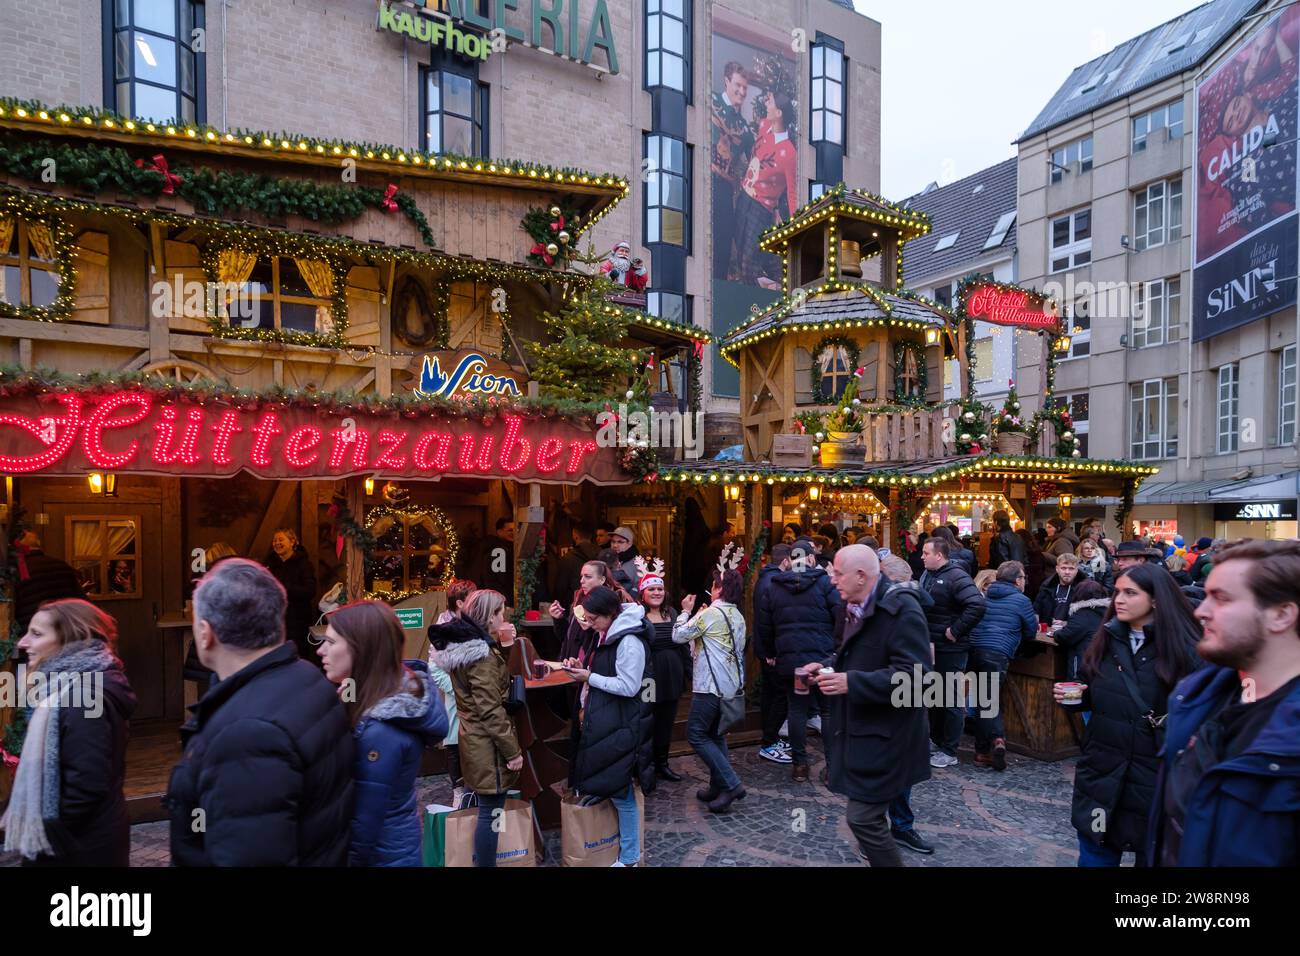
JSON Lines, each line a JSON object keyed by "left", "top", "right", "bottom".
{"left": 635, "top": 555, "right": 667, "bottom": 592}
{"left": 716, "top": 541, "right": 743, "bottom": 575}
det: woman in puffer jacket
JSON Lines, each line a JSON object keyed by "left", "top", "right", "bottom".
{"left": 318, "top": 601, "right": 448, "bottom": 867}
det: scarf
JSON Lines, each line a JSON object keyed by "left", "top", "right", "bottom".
{"left": 1, "top": 640, "right": 119, "bottom": 860}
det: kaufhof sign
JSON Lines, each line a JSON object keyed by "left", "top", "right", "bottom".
{"left": 376, "top": 0, "right": 619, "bottom": 73}
{"left": 1213, "top": 500, "right": 1297, "bottom": 521}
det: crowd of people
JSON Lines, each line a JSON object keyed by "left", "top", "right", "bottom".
{"left": 1, "top": 516, "right": 1296, "bottom": 869}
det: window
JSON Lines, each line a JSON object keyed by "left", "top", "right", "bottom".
{"left": 0, "top": 217, "right": 61, "bottom": 312}
{"left": 1059, "top": 298, "right": 1091, "bottom": 360}
{"left": 107, "top": 0, "right": 203, "bottom": 123}
{"left": 1053, "top": 393, "right": 1090, "bottom": 457}
{"left": 934, "top": 232, "right": 959, "bottom": 252}
{"left": 1132, "top": 277, "right": 1181, "bottom": 348}
{"left": 811, "top": 42, "right": 845, "bottom": 146}
{"left": 1130, "top": 377, "right": 1179, "bottom": 460}
{"left": 421, "top": 68, "right": 488, "bottom": 157}
{"left": 1280, "top": 345, "right": 1297, "bottom": 445}
{"left": 644, "top": 134, "right": 691, "bottom": 248}
{"left": 932, "top": 284, "right": 953, "bottom": 309}
{"left": 647, "top": 290, "right": 690, "bottom": 325}
{"left": 1134, "top": 178, "right": 1183, "bottom": 251}
{"left": 1050, "top": 208, "right": 1091, "bottom": 273}
{"left": 1218, "top": 364, "right": 1239, "bottom": 453}
{"left": 810, "top": 181, "right": 833, "bottom": 201}
{"left": 984, "top": 211, "right": 1016, "bottom": 250}
{"left": 368, "top": 508, "right": 455, "bottom": 595}
{"left": 645, "top": 0, "right": 690, "bottom": 94}
{"left": 1132, "top": 100, "right": 1184, "bottom": 152}
{"left": 223, "top": 253, "right": 335, "bottom": 335}
{"left": 817, "top": 342, "right": 854, "bottom": 401}
{"left": 974, "top": 338, "right": 993, "bottom": 382}
{"left": 66, "top": 515, "right": 141, "bottom": 600}
{"left": 1050, "top": 137, "right": 1093, "bottom": 183}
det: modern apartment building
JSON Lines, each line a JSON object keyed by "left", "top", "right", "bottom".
{"left": 1016, "top": 0, "right": 1298, "bottom": 541}
{"left": 0, "top": 0, "right": 880, "bottom": 406}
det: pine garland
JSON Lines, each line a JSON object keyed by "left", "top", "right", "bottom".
{"left": 810, "top": 333, "right": 860, "bottom": 404}
{"left": 511, "top": 529, "right": 547, "bottom": 625}
{"left": 521, "top": 204, "right": 582, "bottom": 269}
{"left": 892, "top": 340, "right": 928, "bottom": 406}
{"left": 0, "top": 196, "right": 77, "bottom": 322}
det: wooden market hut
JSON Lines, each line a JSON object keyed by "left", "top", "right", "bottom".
{"left": 0, "top": 97, "right": 707, "bottom": 827}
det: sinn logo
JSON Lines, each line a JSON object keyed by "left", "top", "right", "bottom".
{"left": 417, "top": 353, "right": 521, "bottom": 399}
{"left": 1206, "top": 259, "right": 1280, "bottom": 318}
{"left": 49, "top": 886, "right": 151, "bottom": 936}
{"left": 1236, "top": 503, "right": 1281, "bottom": 519}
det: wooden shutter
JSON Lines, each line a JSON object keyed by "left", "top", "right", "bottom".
{"left": 859, "top": 341, "right": 879, "bottom": 402}
{"left": 794, "top": 347, "right": 813, "bottom": 404}
{"left": 160, "top": 240, "right": 207, "bottom": 333}
{"left": 926, "top": 344, "right": 944, "bottom": 403}
{"left": 344, "top": 266, "right": 382, "bottom": 348}
{"left": 71, "top": 231, "right": 110, "bottom": 325}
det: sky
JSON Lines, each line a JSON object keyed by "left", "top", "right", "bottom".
{"left": 854, "top": 0, "right": 1214, "bottom": 199}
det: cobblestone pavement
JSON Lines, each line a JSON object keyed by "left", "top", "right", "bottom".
{"left": 4, "top": 733, "right": 1111, "bottom": 867}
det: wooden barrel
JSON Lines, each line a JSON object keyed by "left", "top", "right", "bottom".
{"left": 702, "top": 412, "right": 742, "bottom": 460}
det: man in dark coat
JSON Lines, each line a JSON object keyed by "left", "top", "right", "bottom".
{"left": 755, "top": 537, "right": 841, "bottom": 780}
{"left": 1034, "top": 553, "right": 1091, "bottom": 625}
{"left": 1148, "top": 540, "right": 1300, "bottom": 867}
{"left": 477, "top": 518, "right": 516, "bottom": 605}
{"left": 752, "top": 543, "right": 793, "bottom": 764}
{"left": 12, "top": 531, "right": 82, "bottom": 634}
{"left": 167, "top": 559, "right": 353, "bottom": 866}
{"left": 809, "top": 544, "right": 931, "bottom": 866}
{"left": 919, "top": 537, "right": 985, "bottom": 766}
{"left": 987, "top": 512, "right": 1025, "bottom": 568}
{"left": 929, "top": 526, "right": 974, "bottom": 576}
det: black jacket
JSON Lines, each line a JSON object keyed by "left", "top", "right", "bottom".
{"left": 1033, "top": 572, "right": 1091, "bottom": 625}
{"left": 26, "top": 643, "right": 136, "bottom": 867}
{"left": 1054, "top": 596, "right": 1108, "bottom": 680}
{"left": 754, "top": 566, "right": 841, "bottom": 677}
{"left": 266, "top": 546, "right": 318, "bottom": 659}
{"left": 556, "top": 541, "right": 600, "bottom": 601}
{"left": 1069, "top": 619, "right": 1200, "bottom": 852}
{"left": 825, "top": 577, "right": 932, "bottom": 804}
{"left": 918, "top": 562, "right": 986, "bottom": 647}
{"left": 988, "top": 528, "right": 1025, "bottom": 568}
{"left": 947, "top": 545, "right": 976, "bottom": 577}
{"left": 14, "top": 550, "right": 83, "bottom": 634}
{"left": 166, "top": 642, "right": 353, "bottom": 866}
{"left": 571, "top": 607, "right": 655, "bottom": 798}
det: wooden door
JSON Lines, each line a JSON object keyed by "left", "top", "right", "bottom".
{"left": 609, "top": 508, "right": 669, "bottom": 568}
{"left": 39, "top": 500, "right": 170, "bottom": 722}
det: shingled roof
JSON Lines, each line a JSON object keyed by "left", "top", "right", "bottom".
{"left": 1019, "top": 0, "right": 1265, "bottom": 141}
{"left": 901, "top": 158, "right": 1018, "bottom": 284}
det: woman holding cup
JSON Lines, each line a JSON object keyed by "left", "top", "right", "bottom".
{"left": 1054, "top": 564, "right": 1201, "bottom": 866}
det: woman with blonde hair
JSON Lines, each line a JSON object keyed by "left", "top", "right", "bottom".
{"left": 427, "top": 588, "right": 522, "bottom": 867}
{"left": 265, "top": 528, "right": 318, "bottom": 667}
{"left": 974, "top": 569, "right": 998, "bottom": 595}
{"left": 2, "top": 600, "right": 136, "bottom": 866}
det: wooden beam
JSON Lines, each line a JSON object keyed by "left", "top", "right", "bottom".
{"left": 0, "top": 318, "right": 149, "bottom": 348}
{"left": 149, "top": 222, "right": 166, "bottom": 277}
{"left": 385, "top": 258, "right": 396, "bottom": 306}
{"left": 346, "top": 477, "right": 366, "bottom": 602}
{"left": 247, "top": 482, "right": 299, "bottom": 564}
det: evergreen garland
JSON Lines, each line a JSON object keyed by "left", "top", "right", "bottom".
{"left": 954, "top": 397, "right": 992, "bottom": 455}
{"left": 511, "top": 528, "right": 547, "bottom": 625}
{"left": 0, "top": 197, "right": 77, "bottom": 322}
{"left": 892, "top": 340, "right": 928, "bottom": 406}
{"left": 810, "top": 334, "right": 860, "bottom": 404}
{"left": 521, "top": 204, "right": 582, "bottom": 269}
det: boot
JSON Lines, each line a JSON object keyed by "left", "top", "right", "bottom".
{"left": 696, "top": 784, "right": 722, "bottom": 803}
{"left": 707, "top": 784, "right": 747, "bottom": 813}
{"left": 791, "top": 762, "right": 810, "bottom": 782}
{"left": 656, "top": 763, "right": 683, "bottom": 783}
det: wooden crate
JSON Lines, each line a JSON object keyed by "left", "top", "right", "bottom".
{"left": 770, "top": 433, "right": 813, "bottom": 467}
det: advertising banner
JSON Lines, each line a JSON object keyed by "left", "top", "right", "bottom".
{"left": 1193, "top": 7, "right": 1300, "bottom": 341}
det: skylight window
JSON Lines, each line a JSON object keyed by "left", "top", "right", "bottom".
{"left": 984, "top": 212, "right": 1016, "bottom": 250}
{"left": 935, "top": 232, "right": 960, "bottom": 251}
{"left": 972, "top": 184, "right": 985, "bottom": 195}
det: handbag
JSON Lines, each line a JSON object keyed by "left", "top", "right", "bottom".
{"left": 1114, "top": 651, "right": 1166, "bottom": 748}
{"left": 504, "top": 673, "right": 527, "bottom": 715}
{"left": 701, "top": 607, "right": 746, "bottom": 735}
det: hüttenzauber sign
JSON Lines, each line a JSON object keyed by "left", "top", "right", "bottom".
{"left": 376, "top": 0, "right": 619, "bottom": 74}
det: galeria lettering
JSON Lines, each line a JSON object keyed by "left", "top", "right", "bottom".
{"left": 49, "top": 887, "right": 151, "bottom": 936}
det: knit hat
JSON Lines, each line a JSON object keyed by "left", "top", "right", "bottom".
{"left": 612, "top": 525, "right": 636, "bottom": 545}
{"left": 1195, "top": 537, "right": 1212, "bottom": 550}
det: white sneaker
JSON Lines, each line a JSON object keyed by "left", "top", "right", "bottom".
{"left": 779, "top": 720, "right": 789, "bottom": 737}
{"left": 610, "top": 860, "right": 626, "bottom": 867}
{"left": 807, "top": 715, "right": 823, "bottom": 735}
{"left": 930, "top": 752, "right": 959, "bottom": 769}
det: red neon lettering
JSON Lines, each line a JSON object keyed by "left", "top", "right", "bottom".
{"left": 328, "top": 428, "right": 370, "bottom": 470}
{"left": 374, "top": 430, "right": 409, "bottom": 470}
{"left": 966, "top": 286, "right": 1056, "bottom": 329}
{"left": 498, "top": 416, "right": 531, "bottom": 473}
{"left": 250, "top": 413, "right": 283, "bottom": 468}
{"left": 283, "top": 426, "right": 322, "bottom": 468}
{"left": 0, "top": 394, "right": 82, "bottom": 473}
{"left": 565, "top": 439, "right": 598, "bottom": 475}
{"left": 82, "top": 391, "right": 150, "bottom": 469}
{"left": 536, "top": 437, "right": 564, "bottom": 473}
{"left": 457, "top": 434, "right": 496, "bottom": 472}
{"left": 210, "top": 411, "right": 243, "bottom": 466}
{"left": 413, "top": 431, "right": 453, "bottom": 471}
{"left": 153, "top": 406, "right": 205, "bottom": 465}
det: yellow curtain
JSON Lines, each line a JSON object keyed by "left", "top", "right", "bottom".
{"left": 294, "top": 258, "right": 335, "bottom": 334}
{"left": 216, "top": 249, "right": 257, "bottom": 323}
{"left": 0, "top": 217, "right": 14, "bottom": 256}
{"left": 72, "top": 520, "right": 105, "bottom": 561}
{"left": 26, "top": 221, "right": 55, "bottom": 261}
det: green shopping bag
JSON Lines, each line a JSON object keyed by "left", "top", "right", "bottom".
{"left": 423, "top": 804, "right": 456, "bottom": 868}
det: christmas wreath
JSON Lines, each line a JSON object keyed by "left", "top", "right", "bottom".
{"left": 810, "top": 334, "right": 861, "bottom": 404}
{"left": 522, "top": 204, "right": 581, "bottom": 269}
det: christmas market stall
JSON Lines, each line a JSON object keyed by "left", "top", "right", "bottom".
{"left": 0, "top": 98, "right": 701, "bottom": 827}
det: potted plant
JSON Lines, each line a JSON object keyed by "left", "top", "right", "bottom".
{"left": 992, "top": 382, "right": 1030, "bottom": 455}
{"left": 820, "top": 369, "right": 867, "bottom": 466}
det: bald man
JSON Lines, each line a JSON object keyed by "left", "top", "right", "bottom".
{"left": 808, "top": 544, "right": 932, "bottom": 866}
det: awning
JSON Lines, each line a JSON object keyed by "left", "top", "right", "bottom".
{"left": 1135, "top": 471, "right": 1299, "bottom": 505}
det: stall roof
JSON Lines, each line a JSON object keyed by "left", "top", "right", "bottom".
{"left": 1135, "top": 470, "right": 1299, "bottom": 504}
{"left": 719, "top": 284, "right": 953, "bottom": 359}
{"left": 759, "top": 183, "right": 932, "bottom": 253}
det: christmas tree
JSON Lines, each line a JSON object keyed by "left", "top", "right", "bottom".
{"left": 530, "top": 277, "right": 645, "bottom": 402}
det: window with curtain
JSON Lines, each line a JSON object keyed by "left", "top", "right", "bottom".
{"left": 107, "top": 0, "right": 204, "bottom": 123}
{"left": 645, "top": 0, "right": 690, "bottom": 95}
{"left": 0, "top": 217, "right": 61, "bottom": 312}
{"left": 67, "top": 516, "right": 141, "bottom": 600}
{"left": 1134, "top": 178, "right": 1183, "bottom": 251}
{"left": 223, "top": 252, "right": 334, "bottom": 335}
{"left": 818, "top": 343, "right": 853, "bottom": 401}
{"left": 421, "top": 67, "right": 488, "bottom": 157}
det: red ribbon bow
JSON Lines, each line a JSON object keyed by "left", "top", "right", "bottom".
{"left": 550, "top": 214, "right": 565, "bottom": 233}
{"left": 693, "top": 340, "right": 705, "bottom": 359}
{"left": 1, "top": 747, "right": 17, "bottom": 771}
{"left": 134, "top": 153, "right": 180, "bottom": 194}
{"left": 531, "top": 242, "right": 555, "bottom": 266}
{"left": 381, "top": 184, "right": 399, "bottom": 213}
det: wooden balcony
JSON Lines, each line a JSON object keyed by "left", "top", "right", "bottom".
{"left": 822, "top": 404, "right": 961, "bottom": 466}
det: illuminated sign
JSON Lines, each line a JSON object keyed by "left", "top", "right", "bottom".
{"left": 1213, "top": 500, "right": 1297, "bottom": 521}
{"left": 0, "top": 391, "right": 622, "bottom": 485}
{"left": 376, "top": 0, "right": 619, "bottom": 74}
{"left": 417, "top": 352, "right": 523, "bottom": 399}
{"left": 963, "top": 285, "right": 1059, "bottom": 330}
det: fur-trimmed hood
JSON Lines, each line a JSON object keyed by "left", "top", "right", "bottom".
{"left": 1069, "top": 597, "right": 1111, "bottom": 616}
{"left": 429, "top": 637, "right": 491, "bottom": 673}
{"left": 358, "top": 661, "right": 445, "bottom": 742}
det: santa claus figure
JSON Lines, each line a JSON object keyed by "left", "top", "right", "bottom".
{"left": 600, "top": 242, "right": 649, "bottom": 291}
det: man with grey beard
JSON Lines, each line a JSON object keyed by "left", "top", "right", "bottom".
{"left": 1147, "top": 539, "right": 1300, "bottom": 867}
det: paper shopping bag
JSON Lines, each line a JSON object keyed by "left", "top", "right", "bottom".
{"left": 443, "top": 798, "right": 536, "bottom": 867}
{"left": 422, "top": 803, "right": 456, "bottom": 868}
{"left": 560, "top": 786, "right": 646, "bottom": 867}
